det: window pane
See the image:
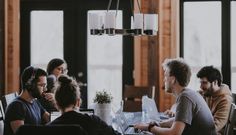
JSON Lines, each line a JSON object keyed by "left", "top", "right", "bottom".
{"left": 30, "top": 11, "right": 64, "bottom": 70}
{"left": 183, "top": 2, "right": 221, "bottom": 90}
{"left": 87, "top": 11, "right": 123, "bottom": 111}
{"left": 231, "top": 1, "right": 236, "bottom": 92}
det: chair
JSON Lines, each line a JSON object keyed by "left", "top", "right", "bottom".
{"left": 0, "top": 100, "right": 4, "bottom": 121}
{"left": 15, "top": 124, "right": 88, "bottom": 135}
{"left": 123, "top": 85, "right": 154, "bottom": 112}
{"left": 1, "top": 92, "right": 18, "bottom": 112}
{"left": 0, "top": 100, "right": 4, "bottom": 135}
{"left": 232, "top": 93, "right": 236, "bottom": 104}
{"left": 224, "top": 103, "right": 236, "bottom": 135}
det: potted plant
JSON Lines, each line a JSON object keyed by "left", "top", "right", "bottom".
{"left": 93, "top": 90, "right": 113, "bottom": 124}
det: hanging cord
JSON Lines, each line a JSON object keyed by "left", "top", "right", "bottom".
{"left": 116, "top": 0, "right": 120, "bottom": 17}
{"left": 130, "top": 0, "right": 134, "bottom": 17}
{"left": 136, "top": 0, "right": 141, "bottom": 13}
{"left": 107, "top": 0, "right": 113, "bottom": 12}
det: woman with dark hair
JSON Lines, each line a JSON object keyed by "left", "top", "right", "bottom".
{"left": 46, "top": 58, "right": 67, "bottom": 91}
{"left": 48, "top": 75, "right": 121, "bottom": 135}
{"left": 39, "top": 58, "right": 67, "bottom": 112}
{"left": 47, "top": 58, "right": 68, "bottom": 78}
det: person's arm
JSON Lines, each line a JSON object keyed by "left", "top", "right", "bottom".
{"left": 42, "top": 111, "right": 50, "bottom": 123}
{"left": 134, "top": 121, "right": 185, "bottom": 135}
{"left": 159, "top": 117, "right": 175, "bottom": 128}
{"left": 213, "top": 96, "right": 232, "bottom": 132}
{"left": 164, "top": 110, "right": 175, "bottom": 117}
{"left": 37, "top": 100, "right": 51, "bottom": 123}
{"left": 10, "top": 120, "right": 24, "bottom": 133}
{"left": 151, "top": 121, "right": 185, "bottom": 135}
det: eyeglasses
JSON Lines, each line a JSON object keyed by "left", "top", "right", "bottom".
{"left": 37, "top": 83, "right": 47, "bottom": 88}
{"left": 56, "top": 67, "right": 68, "bottom": 73}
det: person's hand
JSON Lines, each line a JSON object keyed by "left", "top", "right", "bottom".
{"left": 134, "top": 123, "right": 149, "bottom": 131}
{"left": 43, "top": 93, "right": 55, "bottom": 102}
{"left": 164, "top": 109, "right": 175, "bottom": 117}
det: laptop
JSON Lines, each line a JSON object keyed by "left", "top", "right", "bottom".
{"left": 116, "top": 111, "right": 141, "bottom": 135}
{"left": 50, "top": 111, "right": 61, "bottom": 121}
{"left": 142, "top": 96, "right": 169, "bottom": 121}
{"left": 50, "top": 109, "right": 95, "bottom": 121}
{"left": 78, "top": 108, "right": 94, "bottom": 115}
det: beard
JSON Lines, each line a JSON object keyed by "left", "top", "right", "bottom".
{"left": 30, "top": 87, "right": 42, "bottom": 99}
{"left": 203, "top": 87, "right": 214, "bottom": 97}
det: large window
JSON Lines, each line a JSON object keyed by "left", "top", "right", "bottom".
{"left": 183, "top": 2, "right": 222, "bottom": 90}
{"left": 30, "top": 11, "right": 64, "bottom": 70}
{"left": 87, "top": 10, "right": 123, "bottom": 111}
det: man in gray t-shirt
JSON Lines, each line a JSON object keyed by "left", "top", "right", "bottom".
{"left": 175, "top": 88, "right": 216, "bottom": 135}
{"left": 134, "top": 58, "right": 216, "bottom": 135}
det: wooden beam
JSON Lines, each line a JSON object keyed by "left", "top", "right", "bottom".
{"left": 4, "top": 0, "right": 20, "bottom": 94}
{"left": 0, "top": 0, "right": 4, "bottom": 96}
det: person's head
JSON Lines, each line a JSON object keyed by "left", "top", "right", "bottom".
{"left": 162, "top": 58, "right": 191, "bottom": 93}
{"left": 197, "top": 66, "right": 222, "bottom": 94}
{"left": 54, "top": 75, "right": 81, "bottom": 111}
{"left": 47, "top": 58, "right": 67, "bottom": 77}
{"left": 21, "top": 66, "right": 47, "bottom": 98}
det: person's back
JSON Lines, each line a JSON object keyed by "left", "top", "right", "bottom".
{"left": 48, "top": 111, "right": 119, "bottom": 135}
{"left": 48, "top": 74, "right": 120, "bottom": 135}
{"left": 175, "top": 88, "right": 216, "bottom": 135}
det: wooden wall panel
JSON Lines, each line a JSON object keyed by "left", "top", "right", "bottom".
{"left": 0, "top": 0, "right": 4, "bottom": 96}
{"left": 4, "top": 0, "right": 20, "bottom": 94}
{"left": 134, "top": 0, "right": 179, "bottom": 111}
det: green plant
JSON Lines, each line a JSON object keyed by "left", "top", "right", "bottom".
{"left": 93, "top": 90, "right": 113, "bottom": 104}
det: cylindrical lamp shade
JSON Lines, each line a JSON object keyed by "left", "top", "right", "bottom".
{"left": 130, "top": 16, "right": 134, "bottom": 29}
{"left": 89, "top": 13, "right": 103, "bottom": 29}
{"left": 133, "top": 13, "right": 143, "bottom": 29}
{"left": 144, "top": 14, "right": 158, "bottom": 31}
{"left": 104, "top": 12, "right": 116, "bottom": 29}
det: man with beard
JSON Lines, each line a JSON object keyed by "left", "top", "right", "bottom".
{"left": 4, "top": 66, "right": 51, "bottom": 135}
{"left": 134, "top": 58, "right": 216, "bottom": 135}
{"left": 197, "top": 66, "right": 232, "bottom": 135}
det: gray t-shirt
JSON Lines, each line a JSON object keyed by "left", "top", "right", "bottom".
{"left": 175, "top": 88, "right": 216, "bottom": 135}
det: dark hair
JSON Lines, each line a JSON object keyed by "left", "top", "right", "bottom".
{"left": 54, "top": 75, "right": 80, "bottom": 109}
{"left": 21, "top": 66, "right": 47, "bottom": 90}
{"left": 47, "top": 58, "right": 66, "bottom": 75}
{"left": 162, "top": 58, "right": 191, "bottom": 87}
{"left": 197, "top": 66, "right": 222, "bottom": 86}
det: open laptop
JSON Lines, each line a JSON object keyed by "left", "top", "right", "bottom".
{"left": 50, "top": 109, "right": 94, "bottom": 121}
{"left": 116, "top": 111, "right": 142, "bottom": 135}
{"left": 142, "top": 96, "right": 169, "bottom": 121}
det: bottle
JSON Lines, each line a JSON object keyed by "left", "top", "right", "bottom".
{"left": 141, "top": 108, "right": 147, "bottom": 122}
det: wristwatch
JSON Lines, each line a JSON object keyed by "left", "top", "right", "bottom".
{"left": 148, "top": 121, "right": 159, "bottom": 132}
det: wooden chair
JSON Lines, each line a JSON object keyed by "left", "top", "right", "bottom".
{"left": 15, "top": 124, "right": 88, "bottom": 135}
{"left": 1, "top": 92, "right": 18, "bottom": 112}
{"left": 0, "top": 100, "right": 4, "bottom": 121}
{"left": 0, "top": 100, "right": 4, "bottom": 135}
{"left": 224, "top": 103, "right": 236, "bottom": 135}
{"left": 123, "top": 85, "right": 154, "bottom": 112}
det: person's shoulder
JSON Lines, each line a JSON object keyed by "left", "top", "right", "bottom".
{"left": 47, "top": 75, "right": 56, "bottom": 82}
{"left": 181, "top": 88, "right": 197, "bottom": 96}
{"left": 7, "top": 97, "right": 25, "bottom": 108}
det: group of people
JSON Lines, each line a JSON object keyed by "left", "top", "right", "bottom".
{"left": 134, "top": 59, "right": 232, "bottom": 135}
{"left": 3, "top": 57, "right": 233, "bottom": 135}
